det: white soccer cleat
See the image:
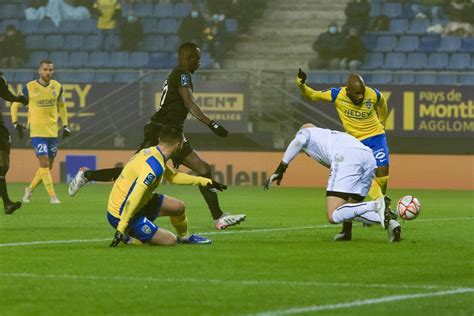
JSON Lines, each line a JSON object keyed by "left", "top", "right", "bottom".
{"left": 387, "top": 219, "right": 402, "bottom": 243}
{"left": 375, "top": 196, "right": 387, "bottom": 229}
{"left": 68, "top": 167, "right": 90, "bottom": 196}
{"left": 214, "top": 213, "right": 246, "bottom": 230}
{"left": 50, "top": 196, "right": 61, "bottom": 204}
{"left": 22, "top": 187, "right": 32, "bottom": 203}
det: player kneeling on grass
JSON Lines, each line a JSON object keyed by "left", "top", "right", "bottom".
{"left": 109, "top": 125, "right": 226, "bottom": 247}
{"left": 264, "top": 123, "right": 401, "bottom": 243}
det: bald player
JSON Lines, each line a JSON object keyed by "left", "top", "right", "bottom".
{"left": 296, "top": 69, "right": 392, "bottom": 241}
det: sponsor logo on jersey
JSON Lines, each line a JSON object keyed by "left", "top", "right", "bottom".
{"left": 143, "top": 173, "right": 156, "bottom": 186}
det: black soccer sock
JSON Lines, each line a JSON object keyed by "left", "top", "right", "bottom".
{"left": 0, "top": 167, "right": 12, "bottom": 206}
{"left": 198, "top": 171, "right": 223, "bottom": 220}
{"left": 84, "top": 167, "right": 123, "bottom": 182}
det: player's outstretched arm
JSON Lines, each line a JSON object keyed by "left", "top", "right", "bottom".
{"left": 0, "top": 74, "right": 27, "bottom": 104}
{"left": 178, "top": 86, "right": 228, "bottom": 137}
{"left": 295, "top": 68, "right": 333, "bottom": 103}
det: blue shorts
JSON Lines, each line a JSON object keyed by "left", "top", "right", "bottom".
{"left": 107, "top": 193, "right": 164, "bottom": 242}
{"left": 31, "top": 137, "right": 58, "bottom": 158}
{"left": 361, "top": 134, "right": 390, "bottom": 167}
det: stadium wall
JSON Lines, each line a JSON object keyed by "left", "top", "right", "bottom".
{"left": 8, "top": 149, "right": 473, "bottom": 190}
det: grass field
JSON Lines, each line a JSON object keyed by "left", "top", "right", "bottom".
{"left": 0, "top": 183, "right": 473, "bottom": 315}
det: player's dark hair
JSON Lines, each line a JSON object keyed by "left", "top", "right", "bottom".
{"left": 159, "top": 125, "right": 183, "bottom": 144}
{"left": 179, "top": 42, "right": 198, "bottom": 58}
{"left": 39, "top": 59, "right": 53, "bottom": 66}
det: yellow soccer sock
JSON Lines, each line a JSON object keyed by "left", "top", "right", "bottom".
{"left": 170, "top": 213, "right": 188, "bottom": 239}
{"left": 367, "top": 180, "right": 383, "bottom": 201}
{"left": 126, "top": 237, "right": 144, "bottom": 246}
{"left": 29, "top": 169, "right": 42, "bottom": 191}
{"left": 39, "top": 167, "right": 56, "bottom": 197}
{"left": 375, "top": 176, "right": 389, "bottom": 195}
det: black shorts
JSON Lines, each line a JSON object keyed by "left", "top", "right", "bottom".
{"left": 0, "top": 124, "right": 11, "bottom": 153}
{"left": 140, "top": 122, "right": 193, "bottom": 166}
{"left": 326, "top": 191, "right": 365, "bottom": 203}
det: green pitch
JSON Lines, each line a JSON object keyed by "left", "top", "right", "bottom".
{"left": 0, "top": 184, "right": 473, "bottom": 315}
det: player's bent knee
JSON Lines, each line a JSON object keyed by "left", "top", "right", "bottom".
{"left": 149, "top": 228, "right": 177, "bottom": 246}
{"left": 326, "top": 209, "right": 337, "bottom": 224}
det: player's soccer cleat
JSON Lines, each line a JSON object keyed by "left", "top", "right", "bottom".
{"left": 387, "top": 219, "right": 402, "bottom": 243}
{"left": 68, "top": 167, "right": 90, "bottom": 196}
{"left": 22, "top": 187, "right": 32, "bottom": 203}
{"left": 178, "top": 234, "right": 211, "bottom": 244}
{"left": 214, "top": 212, "right": 246, "bottom": 230}
{"left": 4, "top": 201, "right": 21, "bottom": 215}
{"left": 50, "top": 196, "right": 61, "bottom": 204}
{"left": 384, "top": 195, "right": 398, "bottom": 220}
{"left": 375, "top": 196, "right": 391, "bottom": 229}
{"left": 334, "top": 221, "right": 352, "bottom": 241}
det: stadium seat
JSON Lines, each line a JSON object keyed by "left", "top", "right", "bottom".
{"left": 67, "top": 51, "right": 88, "bottom": 68}
{"left": 173, "top": 3, "right": 192, "bottom": 17}
{"left": 370, "top": 73, "right": 393, "bottom": 84}
{"left": 360, "top": 53, "right": 384, "bottom": 70}
{"left": 134, "top": 4, "right": 154, "bottom": 17}
{"left": 362, "top": 33, "right": 377, "bottom": 50}
{"left": 46, "top": 35, "right": 65, "bottom": 50}
{"left": 448, "top": 53, "right": 470, "bottom": 70}
{"left": 407, "top": 19, "right": 430, "bottom": 35}
{"left": 26, "top": 51, "right": 49, "bottom": 67}
{"left": 142, "top": 35, "right": 165, "bottom": 51}
{"left": 425, "top": 53, "right": 448, "bottom": 70}
{"left": 57, "top": 20, "right": 78, "bottom": 34}
{"left": 26, "top": 35, "right": 45, "bottom": 50}
{"left": 93, "top": 71, "right": 113, "bottom": 83}
{"left": 163, "top": 35, "right": 180, "bottom": 52}
{"left": 154, "top": 3, "right": 174, "bottom": 17}
{"left": 459, "top": 74, "right": 474, "bottom": 85}
{"left": 64, "top": 35, "right": 85, "bottom": 51}
{"left": 113, "top": 72, "right": 140, "bottom": 83}
{"left": 20, "top": 20, "right": 40, "bottom": 34}
{"left": 404, "top": 53, "right": 427, "bottom": 69}
{"left": 415, "top": 74, "right": 436, "bottom": 84}
{"left": 148, "top": 52, "right": 169, "bottom": 68}
{"left": 14, "top": 71, "right": 36, "bottom": 83}
{"left": 397, "top": 73, "right": 415, "bottom": 84}
{"left": 438, "top": 37, "right": 461, "bottom": 52}
{"left": 226, "top": 19, "right": 238, "bottom": 34}
{"left": 88, "top": 52, "right": 109, "bottom": 68}
{"left": 129, "top": 52, "right": 149, "bottom": 68}
{"left": 107, "top": 52, "right": 129, "bottom": 68}
{"left": 57, "top": 72, "right": 93, "bottom": 83}
{"left": 157, "top": 18, "right": 178, "bottom": 34}
{"left": 1, "top": 19, "right": 21, "bottom": 30}
{"left": 84, "top": 35, "right": 101, "bottom": 51}
{"left": 375, "top": 36, "right": 397, "bottom": 52}
{"left": 39, "top": 19, "right": 56, "bottom": 34}
{"left": 0, "top": 4, "right": 18, "bottom": 19}
{"left": 369, "top": 2, "right": 381, "bottom": 17}
{"left": 436, "top": 74, "right": 458, "bottom": 85}
{"left": 50, "top": 51, "right": 68, "bottom": 66}
{"left": 200, "top": 51, "right": 213, "bottom": 69}
{"left": 77, "top": 19, "right": 97, "bottom": 34}
{"left": 381, "top": 3, "right": 402, "bottom": 17}
{"left": 461, "top": 38, "right": 474, "bottom": 52}
{"left": 307, "top": 72, "right": 329, "bottom": 84}
{"left": 419, "top": 35, "right": 440, "bottom": 51}
{"left": 384, "top": 52, "right": 406, "bottom": 69}
{"left": 398, "top": 36, "right": 419, "bottom": 52}
{"left": 142, "top": 19, "right": 158, "bottom": 34}
{"left": 389, "top": 19, "right": 408, "bottom": 34}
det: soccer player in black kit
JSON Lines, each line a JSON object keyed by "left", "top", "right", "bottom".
{"left": 69, "top": 43, "right": 246, "bottom": 229}
{"left": 0, "top": 72, "right": 28, "bottom": 214}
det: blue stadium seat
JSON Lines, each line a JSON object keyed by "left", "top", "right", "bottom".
{"left": 0, "top": 4, "right": 18, "bottom": 19}
{"left": 14, "top": 72, "right": 36, "bottom": 83}
{"left": 148, "top": 52, "right": 169, "bottom": 68}
{"left": 384, "top": 52, "right": 406, "bottom": 69}
{"left": 448, "top": 53, "right": 470, "bottom": 70}
{"left": 407, "top": 19, "right": 430, "bottom": 35}
{"left": 64, "top": 35, "right": 85, "bottom": 51}
{"left": 20, "top": 20, "right": 40, "bottom": 34}
{"left": 134, "top": 4, "right": 154, "bottom": 17}
{"left": 26, "top": 35, "right": 45, "bottom": 50}
{"left": 436, "top": 74, "right": 458, "bottom": 85}
{"left": 360, "top": 53, "right": 384, "bottom": 70}
{"left": 362, "top": 33, "right": 377, "bottom": 50}
{"left": 113, "top": 72, "right": 140, "bottom": 83}
{"left": 67, "top": 51, "right": 88, "bottom": 68}
{"left": 57, "top": 72, "right": 93, "bottom": 83}
{"left": 398, "top": 35, "right": 419, "bottom": 52}
{"left": 398, "top": 74, "right": 415, "bottom": 84}
{"left": 26, "top": 51, "right": 49, "bottom": 67}
{"left": 425, "top": 53, "right": 448, "bottom": 70}
{"left": 404, "top": 53, "right": 427, "bottom": 69}
{"left": 154, "top": 3, "right": 174, "bottom": 17}
{"left": 142, "top": 19, "right": 158, "bottom": 34}
{"left": 163, "top": 35, "right": 180, "bottom": 52}
{"left": 39, "top": 19, "right": 56, "bottom": 34}
{"left": 438, "top": 37, "right": 460, "bottom": 52}
{"left": 200, "top": 51, "right": 213, "bottom": 69}
{"left": 142, "top": 35, "right": 165, "bottom": 51}
{"left": 129, "top": 52, "right": 149, "bottom": 68}
{"left": 93, "top": 72, "right": 113, "bottom": 83}
{"left": 1, "top": 19, "right": 21, "bottom": 31}
{"left": 50, "top": 51, "right": 68, "bottom": 66}
{"left": 1, "top": 71, "right": 15, "bottom": 81}
{"left": 107, "top": 52, "right": 129, "bottom": 68}
{"left": 415, "top": 74, "right": 436, "bottom": 84}
{"left": 382, "top": 3, "right": 402, "bottom": 17}
{"left": 307, "top": 72, "right": 329, "bottom": 84}
{"left": 46, "top": 35, "right": 65, "bottom": 50}
{"left": 226, "top": 19, "right": 238, "bottom": 34}
{"left": 88, "top": 52, "right": 109, "bottom": 68}
{"left": 419, "top": 35, "right": 440, "bottom": 51}
{"left": 173, "top": 3, "right": 192, "bottom": 17}
{"left": 459, "top": 75, "right": 474, "bottom": 85}
{"left": 371, "top": 73, "right": 393, "bottom": 84}
{"left": 375, "top": 36, "right": 397, "bottom": 52}
{"left": 57, "top": 20, "right": 78, "bottom": 34}
{"left": 77, "top": 19, "right": 97, "bottom": 34}
{"left": 389, "top": 19, "right": 408, "bottom": 34}
{"left": 369, "top": 2, "right": 381, "bottom": 17}
{"left": 84, "top": 35, "right": 101, "bottom": 50}
{"left": 157, "top": 18, "right": 178, "bottom": 34}
{"left": 121, "top": 3, "right": 132, "bottom": 16}
{"left": 461, "top": 38, "right": 474, "bottom": 52}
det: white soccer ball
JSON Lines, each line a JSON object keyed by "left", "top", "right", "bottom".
{"left": 397, "top": 195, "right": 421, "bottom": 220}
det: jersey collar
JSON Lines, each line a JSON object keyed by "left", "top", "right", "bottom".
{"left": 156, "top": 146, "right": 167, "bottom": 161}
{"left": 36, "top": 80, "right": 50, "bottom": 88}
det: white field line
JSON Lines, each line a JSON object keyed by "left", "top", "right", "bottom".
{"left": 0, "top": 216, "right": 472, "bottom": 248}
{"left": 0, "top": 272, "right": 469, "bottom": 292}
{"left": 253, "top": 288, "right": 474, "bottom": 316}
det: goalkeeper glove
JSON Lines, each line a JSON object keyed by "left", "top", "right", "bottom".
{"left": 110, "top": 230, "right": 124, "bottom": 247}
{"left": 263, "top": 162, "right": 288, "bottom": 190}
{"left": 297, "top": 68, "right": 307, "bottom": 84}
{"left": 206, "top": 180, "right": 227, "bottom": 192}
{"left": 13, "top": 122, "right": 26, "bottom": 140}
{"left": 62, "top": 126, "right": 71, "bottom": 139}
{"left": 208, "top": 120, "right": 228, "bottom": 137}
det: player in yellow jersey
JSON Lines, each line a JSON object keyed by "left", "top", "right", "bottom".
{"left": 10, "top": 59, "right": 71, "bottom": 204}
{"left": 296, "top": 69, "right": 393, "bottom": 241}
{"left": 108, "top": 125, "right": 225, "bottom": 247}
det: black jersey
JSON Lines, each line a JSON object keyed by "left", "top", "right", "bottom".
{"left": 151, "top": 66, "right": 193, "bottom": 126}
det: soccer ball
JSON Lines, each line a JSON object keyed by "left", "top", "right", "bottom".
{"left": 397, "top": 195, "right": 421, "bottom": 220}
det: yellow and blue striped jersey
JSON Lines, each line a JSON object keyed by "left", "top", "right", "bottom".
{"left": 297, "top": 79, "right": 388, "bottom": 141}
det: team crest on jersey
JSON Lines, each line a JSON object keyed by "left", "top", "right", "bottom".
{"left": 142, "top": 225, "right": 151, "bottom": 234}
{"left": 365, "top": 100, "right": 372, "bottom": 109}
{"left": 143, "top": 173, "right": 156, "bottom": 186}
{"left": 181, "top": 74, "right": 191, "bottom": 86}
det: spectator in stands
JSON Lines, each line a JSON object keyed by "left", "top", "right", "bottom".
{"left": 46, "top": 0, "right": 91, "bottom": 26}
{"left": 309, "top": 22, "right": 346, "bottom": 70}
{"left": 24, "top": 0, "right": 48, "bottom": 20}
{"left": 342, "top": 0, "right": 370, "bottom": 35}
{"left": 443, "top": 0, "right": 474, "bottom": 36}
{"left": 178, "top": 6, "right": 206, "bottom": 46}
{"left": 0, "top": 25, "right": 27, "bottom": 69}
{"left": 340, "top": 28, "right": 366, "bottom": 71}
{"left": 369, "top": 15, "right": 389, "bottom": 32}
{"left": 93, "top": 0, "right": 121, "bottom": 51}
{"left": 411, "top": 0, "right": 447, "bottom": 20}
{"left": 119, "top": 11, "right": 144, "bottom": 51}
{"left": 204, "top": 13, "right": 228, "bottom": 68}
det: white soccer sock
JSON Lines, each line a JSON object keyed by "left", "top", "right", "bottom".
{"left": 354, "top": 211, "right": 382, "bottom": 225}
{"left": 332, "top": 201, "right": 377, "bottom": 224}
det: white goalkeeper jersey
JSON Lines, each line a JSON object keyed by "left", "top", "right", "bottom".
{"left": 282, "top": 126, "right": 372, "bottom": 168}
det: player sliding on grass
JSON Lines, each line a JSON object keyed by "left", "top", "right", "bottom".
{"left": 296, "top": 70, "right": 393, "bottom": 240}
{"left": 109, "top": 125, "right": 226, "bottom": 247}
{"left": 70, "top": 42, "right": 245, "bottom": 230}
{"left": 264, "top": 123, "right": 401, "bottom": 243}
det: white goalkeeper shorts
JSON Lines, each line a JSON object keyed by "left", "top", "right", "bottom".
{"left": 326, "top": 147, "right": 376, "bottom": 197}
